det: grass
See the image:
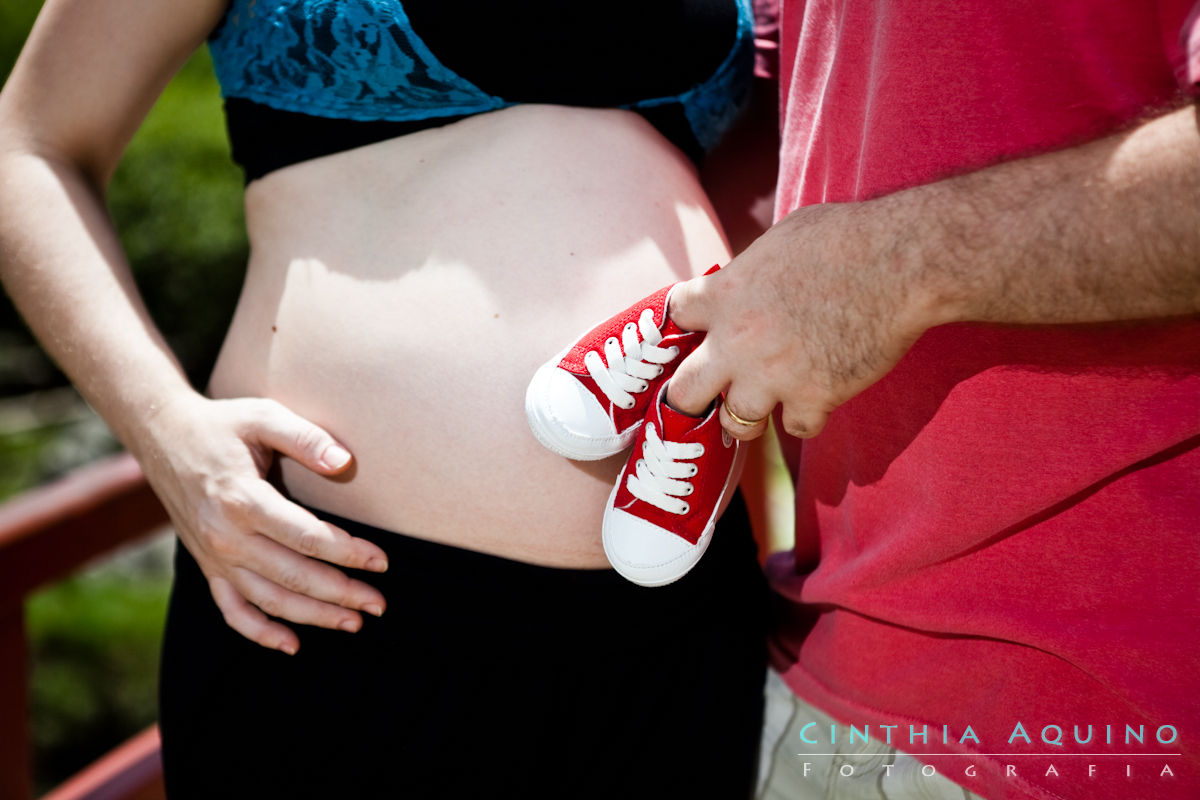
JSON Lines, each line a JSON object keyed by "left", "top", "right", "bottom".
{"left": 27, "top": 563, "right": 173, "bottom": 795}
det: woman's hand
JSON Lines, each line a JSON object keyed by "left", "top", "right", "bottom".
{"left": 138, "top": 393, "right": 389, "bottom": 655}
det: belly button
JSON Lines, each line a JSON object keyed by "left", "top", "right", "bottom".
{"left": 271, "top": 324, "right": 278, "bottom": 332}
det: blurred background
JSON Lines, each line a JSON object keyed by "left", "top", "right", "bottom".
{"left": 1, "top": 2, "right": 247, "bottom": 792}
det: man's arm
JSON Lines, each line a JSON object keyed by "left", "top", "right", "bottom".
{"left": 667, "top": 102, "right": 1200, "bottom": 439}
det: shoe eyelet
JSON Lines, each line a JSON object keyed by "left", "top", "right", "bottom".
{"left": 683, "top": 484, "right": 694, "bottom": 496}
{"left": 669, "top": 346, "right": 680, "bottom": 357}
{"left": 622, "top": 399, "right": 635, "bottom": 410}
{"left": 624, "top": 322, "right": 637, "bottom": 332}
{"left": 607, "top": 336, "right": 619, "bottom": 346}
{"left": 679, "top": 502, "right": 690, "bottom": 515}
{"left": 636, "top": 381, "right": 648, "bottom": 393}
{"left": 688, "top": 465, "right": 699, "bottom": 477}
{"left": 694, "top": 445, "right": 705, "bottom": 457}
{"left": 655, "top": 365, "right": 664, "bottom": 377}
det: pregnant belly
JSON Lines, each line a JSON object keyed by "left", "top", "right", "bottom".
{"left": 208, "top": 105, "right": 731, "bottom": 566}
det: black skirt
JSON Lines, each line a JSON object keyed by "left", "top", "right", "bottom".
{"left": 159, "top": 493, "right": 769, "bottom": 799}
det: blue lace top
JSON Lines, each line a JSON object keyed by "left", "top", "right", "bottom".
{"left": 208, "top": 0, "right": 755, "bottom": 172}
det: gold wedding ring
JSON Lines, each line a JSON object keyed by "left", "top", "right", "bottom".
{"left": 722, "top": 399, "right": 766, "bottom": 428}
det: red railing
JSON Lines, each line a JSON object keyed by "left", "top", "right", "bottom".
{"left": 0, "top": 452, "right": 169, "bottom": 800}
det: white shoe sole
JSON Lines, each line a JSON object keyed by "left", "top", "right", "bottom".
{"left": 601, "top": 443, "right": 739, "bottom": 587}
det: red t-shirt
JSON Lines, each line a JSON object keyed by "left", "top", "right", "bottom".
{"left": 765, "top": 2, "right": 1200, "bottom": 798}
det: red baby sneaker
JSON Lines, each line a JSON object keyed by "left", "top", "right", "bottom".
{"left": 524, "top": 266, "right": 717, "bottom": 461}
{"left": 602, "top": 383, "right": 740, "bottom": 587}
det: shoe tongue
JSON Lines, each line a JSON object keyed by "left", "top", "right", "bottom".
{"left": 654, "top": 396, "right": 714, "bottom": 442}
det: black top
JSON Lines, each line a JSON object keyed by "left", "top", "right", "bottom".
{"left": 210, "top": 0, "right": 752, "bottom": 180}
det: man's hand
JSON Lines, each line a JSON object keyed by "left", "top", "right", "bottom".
{"left": 666, "top": 201, "right": 941, "bottom": 440}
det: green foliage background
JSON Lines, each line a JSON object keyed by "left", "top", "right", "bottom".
{"left": 0, "top": 1, "right": 248, "bottom": 399}
{"left": 1, "top": 1, "right": 248, "bottom": 792}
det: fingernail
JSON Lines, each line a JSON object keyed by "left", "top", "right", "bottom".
{"left": 280, "top": 643, "right": 297, "bottom": 656}
{"left": 366, "top": 557, "right": 388, "bottom": 573}
{"left": 338, "top": 618, "right": 361, "bottom": 633}
{"left": 362, "top": 603, "right": 384, "bottom": 617}
{"left": 322, "top": 444, "right": 352, "bottom": 469}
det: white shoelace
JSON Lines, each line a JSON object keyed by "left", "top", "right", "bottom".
{"left": 583, "top": 308, "right": 680, "bottom": 409}
{"left": 626, "top": 422, "right": 704, "bottom": 515}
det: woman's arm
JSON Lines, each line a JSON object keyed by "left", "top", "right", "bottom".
{"left": 0, "top": 0, "right": 389, "bottom": 653}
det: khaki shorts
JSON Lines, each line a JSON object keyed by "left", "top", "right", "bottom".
{"left": 757, "top": 670, "right": 988, "bottom": 800}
